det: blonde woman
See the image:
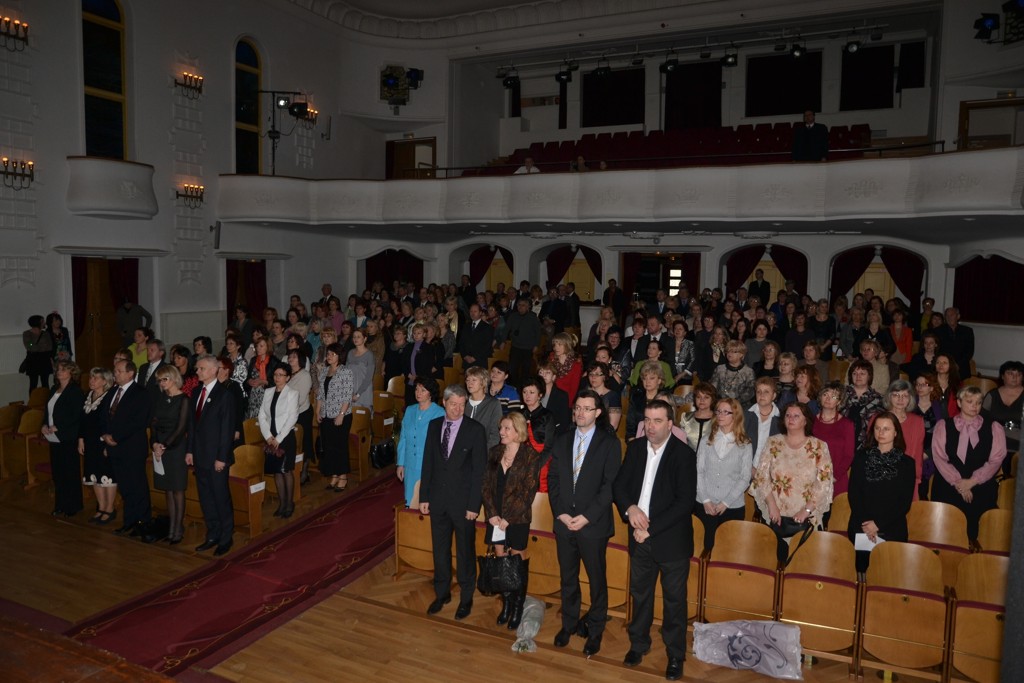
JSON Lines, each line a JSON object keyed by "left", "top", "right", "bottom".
{"left": 549, "top": 332, "right": 582, "bottom": 404}
{"left": 696, "top": 398, "right": 753, "bottom": 551}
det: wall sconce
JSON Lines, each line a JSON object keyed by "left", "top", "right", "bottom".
{"left": 1, "top": 157, "right": 33, "bottom": 190}
{"left": 174, "top": 71, "right": 204, "bottom": 99}
{"left": 176, "top": 183, "right": 204, "bottom": 209}
{"left": 0, "top": 16, "right": 28, "bottom": 52}
{"left": 300, "top": 105, "right": 318, "bottom": 129}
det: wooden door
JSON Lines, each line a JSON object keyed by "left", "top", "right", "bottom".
{"left": 561, "top": 259, "right": 594, "bottom": 301}
{"left": 854, "top": 263, "right": 895, "bottom": 302}
{"left": 385, "top": 138, "right": 436, "bottom": 179}
{"left": 485, "top": 258, "right": 513, "bottom": 293}
{"left": 75, "top": 258, "right": 121, "bottom": 373}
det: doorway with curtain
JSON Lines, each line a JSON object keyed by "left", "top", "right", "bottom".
{"left": 226, "top": 259, "right": 268, "bottom": 326}
{"left": 71, "top": 257, "right": 139, "bottom": 376}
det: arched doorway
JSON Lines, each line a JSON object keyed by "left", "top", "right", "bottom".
{"left": 364, "top": 249, "right": 424, "bottom": 290}
{"left": 722, "top": 244, "right": 808, "bottom": 305}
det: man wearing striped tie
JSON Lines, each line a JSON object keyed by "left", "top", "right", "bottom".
{"left": 548, "top": 388, "right": 622, "bottom": 657}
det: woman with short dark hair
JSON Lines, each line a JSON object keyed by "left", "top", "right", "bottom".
{"left": 396, "top": 377, "right": 444, "bottom": 507}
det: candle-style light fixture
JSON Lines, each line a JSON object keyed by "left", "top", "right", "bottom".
{"left": 176, "top": 183, "right": 204, "bottom": 208}
{"left": 1, "top": 157, "right": 34, "bottom": 190}
{"left": 174, "top": 71, "right": 204, "bottom": 99}
{"left": 0, "top": 16, "right": 28, "bottom": 52}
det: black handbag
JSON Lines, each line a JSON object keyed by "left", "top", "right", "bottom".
{"left": 476, "top": 546, "right": 523, "bottom": 596}
{"left": 18, "top": 357, "right": 29, "bottom": 374}
{"left": 369, "top": 439, "right": 395, "bottom": 469}
{"left": 770, "top": 516, "right": 814, "bottom": 567}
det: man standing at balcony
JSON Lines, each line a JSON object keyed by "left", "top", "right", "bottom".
{"left": 748, "top": 269, "right": 770, "bottom": 310}
{"left": 937, "top": 307, "right": 975, "bottom": 378}
{"left": 502, "top": 298, "right": 541, "bottom": 388}
{"left": 792, "top": 110, "right": 829, "bottom": 162}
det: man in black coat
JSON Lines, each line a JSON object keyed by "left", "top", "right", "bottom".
{"left": 458, "top": 303, "right": 494, "bottom": 369}
{"left": 748, "top": 268, "right": 770, "bottom": 310}
{"left": 937, "top": 307, "right": 975, "bottom": 378}
{"left": 99, "top": 360, "right": 153, "bottom": 538}
{"left": 136, "top": 338, "right": 167, "bottom": 404}
{"left": 613, "top": 399, "right": 697, "bottom": 680}
{"left": 602, "top": 278, "right": 627, "bottom": 322}
{"left": 548, "top": 389, "right": 622, "bottom": 657}
{"left": 792, "top": 110, "right": 829, "bottom": 161}
{"left": 186, "top": 355, "right": 238, "bottom": 556}
{"left": 634, "top": 313, "right": 674, "bottom": 364}
{"left": 419, "top": 384, "right": 488, "bottom": 620}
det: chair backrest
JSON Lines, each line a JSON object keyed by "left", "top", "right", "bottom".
{"left": 962, "top": 376, "right": 997, "bottom": 394}
{"left": 27, "top": 387, "right": 49, "bottom": 409}
{"left": 692, "top": 515, "right": 705, "bottom": 557}
{"left": 242, "top": 418, "right": 263, "bottom": 445}
{"left": 785, "top": 530, "right": 857, "bottom": 581}
{"left": 530, "top": 491, "right": 553, "bottom": 532}
{"left": 0, "top": 403, "right": 20, "bottom": 431}
{"left": 977, "top": 508, "right": 1012, "bottom": 554}
{"left": 293, "top": 424, "right": 304, "bottom": 456}
{"left": 351, "top": 406, "right": 371, "bottom": 434}
{"left": 386, "top": 375, "right": 405, "bottom": 398}
{"left": 997, "top": 478, "right": 1015, "bottom": 510}
{"left": 230, "top": 444, "right": 264, "bottom": 478}
{"left": 710, "top": 520, "right": 779, "bottom": 571}
{"left": 372, "top": 391, "right": 392, "bottom": 414}
{"left": 828, "top": 359, "right": 850, "bottom": 382}
{"left": 827, "top": 492, "right": 851, "bottom": 533}
{"left": 907, "top": 500, "right": 969, "bottom": 549}
{"left": 955, "top": 553, "right": 1009, "bottom": 605}
{"left": 17, "top": 409, "right": 43, "bottom": 436}
{"left": 1011, "top": 452, "right": 1019, "bottom": 478}
{"left": 866, "top": 541, "right": 944, "bottom": 594}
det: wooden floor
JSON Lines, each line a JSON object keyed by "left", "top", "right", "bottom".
{"left": 1, "top": 468, "right": 934, "bottom": 682}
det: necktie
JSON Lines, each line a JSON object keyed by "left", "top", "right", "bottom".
{"left": 573, "top": 433, "right": 586, "bottom": 488}
{"left": 109, "top": 386, "right": 123, "bottom": 416}
{"left": 441, "top": 421, "right": 452, "bottom": 460}
{"left": 195, "top": 386, "right": 207, "bottom": 421}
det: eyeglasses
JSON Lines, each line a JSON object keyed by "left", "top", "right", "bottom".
{"left": 715, "top": 409, "right": 733, "bottom": 416}
{"left": 588, "top": 372, "right": 604, "bottom": 378}
{"left": 573, "top": 405, "right": 597, "bottom": 413}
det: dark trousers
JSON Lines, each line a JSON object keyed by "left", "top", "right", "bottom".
{"left": 429, "top": 506, "right": 477, "bottom": 603}
{"left": 695, "top": 505, "right": 745, "bottom": 553}
{"left": 195, "top": 466, "right": 233, "bottom": 545}
{"left": 50, "top": 442, "right": 83, "bottom": 514}
{"left": 319, "top": 414, "right": 352, "bottom": 476}
{"left": 555, "top": 531, "right": 610, "bottom": 635}
{"left": 628, "top": 542, "right": 689, "bottom": 659}
{"left": 509, "top": 346, "right": 534, "bottom": 389}
{"left": 297, "top": 407, "right": 314, "bottom": 463}
{"left": 111, "top": 451, "right": 151, "bottom": 527}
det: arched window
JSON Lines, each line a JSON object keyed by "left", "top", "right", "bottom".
{"left": 235, "top": 39, "right": 261, "bottom": 174}
{"left": 82, "top": 0, "right": 126, "bottom": 159}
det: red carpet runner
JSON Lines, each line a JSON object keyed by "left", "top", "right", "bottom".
{"left": 67, "top": 476, "right": 403, "bottom": 677}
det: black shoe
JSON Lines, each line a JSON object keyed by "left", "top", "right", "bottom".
{"left": 129, "top": 521, "right": 147, "bottom": 537}
{"left": 495, "top": 594, "right": 511, "bottom": 625}
{"left": 273, "top": 508, "right": 283, "bottom": 517}
{"left": 114, "top": 523, "right": 134, "bottom": 535}
{"left": 195, "top": 540, "right": 218, "bottom": 552}
{"left": 168, "top": 536, "right": 183, "bottom": 545}
{"left": 583, "top": 635, "right": 602, "bottom": 657}
{"left": 553, "top": 629, "right": 572, "bottom": 648}
{"left": 665, "top": 657, "right": 684, "bottom": 680}
{"left": 51, "top": 510, "right": 63, "bottom": 517}
{"left": 281, "top": 506, "right": 294, "bottom": 519}
{"left": 426, "top": 595, "right": 451, "bottom": 615}
{"left": 623, "top": 649, "right": 649, "bottom": 667}
{"left": 213, "top": 543, "right": 232, "bottom": 557}
{"left": 454, "top": 600, "right": 473, "bottom": 620}
{"left": 141, "top": 532, "right": 158, "bottom": 544}
{"left": 299, "top": 474, "right": 311, "bottom": 486}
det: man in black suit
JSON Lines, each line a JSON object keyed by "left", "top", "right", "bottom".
{"left": 186, "top": 355, "right": 237, "bottom": 556}
{"left": 748, "top": 268, "right": 770, "bottom": 308}
{"left": 540, "top": 287, "right": 568, "bottom": 335}
{"left": 792, "top": 109, "right": 829, "bottom": 161}
{"left": 548, "top": 388, "right": 621, "bottom": 656}
{"left": 937, "top": 307, "right": 975, "bottom": 378}
{"left": 564, "top": 282, "right": 582, "bottom": 329}
{"left": 419, "top": 384, "right": 488, "bottom": 620}
{"left": 613, "top": 399, "right": 697, "bottom": 680}
{"left": 634, "top": 314, "right": 673, "bottom": 364}
{"left": 99, "top": 360, "right": 153, "bottom": 539}
{"left": 458, "top": 303, "right": 494, "bottom": 369}
{"left": 136, "top": 338, "right": 166, "bottom": 404}
{"left": 602, "top": 278, "right": 626, "bottom": 322}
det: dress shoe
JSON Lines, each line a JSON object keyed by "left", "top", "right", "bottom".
{"left": 582, "top": 635, "right": 602, "bottom": 657}
{"left": 454, "top": 600, "right": 473, "bottom": 620}
{"left": 281, "top": 506, "right": 294, "bottom": 519}
{"left": 168, "top": 536, "right": 183, "bottom": 546}
{"left": 426, "top": 595, "right": 451, "bottom": 615}
{"left": 129, "top": 521, "right": 147, "bottom": 537}
{"left": 273, "top": 508, "right": 283, "bottom": 518}
{"left": 553, "top": 629, "right": 572, "bottom": 648}
{"left": 576, "top": 619, "right": 590, "bottom": 638}
{"left": 623, "top": 648, "right": 649, "bottom": 667}
{"left": 195, "top": 540, "right": 218, "bottom": 552}
{"left": 665, "top": 656, "right": 684, "bottom": 680}
{"left": 213, "top": 543, "right": 233, "bottom": 557}
{"left": 141, "top": 532, "right": 158, "bottom": 544}
{"left": 114, "top": 523, "right": 134, "bottom": 535}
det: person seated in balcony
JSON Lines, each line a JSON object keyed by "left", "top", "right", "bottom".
{"left": 792, "top": 110, "right": 829, "bottom": 161}
{"left": 513, "top": 156, "right": 540, "bottom": 174}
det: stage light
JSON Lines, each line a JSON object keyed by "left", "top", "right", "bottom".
{"left": 974, "top": 13, "right": 1000, "bottom": 40}
{"left": 502, "top": 73, "right": 520, "bottom": 89}
{"left": 555, "top": 69, "right": 572, "bottom": 83}
{"left": 659, "top": 58, "right": 678, "bottom": 74}
{"left": 721, "top": 53, "right": 738, "bottom": 67}
{"left": 276, "top": 95, "right": 290, "bottom": 108}
{"left": 406, "top": 68, "right": 424, "bottom": 89}
{"left": 790, "top": 43, "right": 804, "bottom": 58}
{"left": 845, "top": 40, "right": 861, "bottom": 54}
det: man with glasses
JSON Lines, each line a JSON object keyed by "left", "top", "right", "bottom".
{"left": 548, "top": 389, "right": 621, "bottom": 656}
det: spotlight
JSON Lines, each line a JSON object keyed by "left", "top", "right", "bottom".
{"left": 405, "top": 68, "right": 424, "bottom": 89}
{"left": 555, "top": 69, "right": 572, "bottom": 83}
{"left": 974, "top": 13, "right": 1000, "bottom": 40}
{"left": 790, "top": 43, "right": 804, "bottom": 58}
{"left": 869, "top": 29, "right": 883, "bottom": 41}
{"left": 381, "top": 73, "right": 400, "bottom": 88}
{"left": 288, "top": 101, "right": 309, "bottom": 118}
{"left": 699, "top": 50, "right": 712, "bottom": 59}
{"left": 845, "top": 40, "right": 861, "bottom": 54}
{"left": 502, "top": 73, "right": 520, "bottom": 89}
{"left": 1004, "top": 0, "right": 1024, "bottom": 11}
{"left": 276, "top": 95, "right": 290, "bottom": 108}
{"left": 592, "top": 59, "right": 611, "bottom": 78}
{"left": 659, "top": 58, "right": 679, "bottom": 74}
{"left": 720, "top": 53, "right": 738, "bottom": 67}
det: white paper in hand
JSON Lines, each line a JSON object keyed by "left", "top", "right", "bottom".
{"left": 491, "top": 523, "right": 506, "bottom": 542}
{"left": 854, "top": 533, "right": 885, "bottom": 552}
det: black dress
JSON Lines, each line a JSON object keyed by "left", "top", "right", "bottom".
{"left": 847, "top": 447, "right": 916, "bottom": 572}
{"left": 931, "top": 416, "right": 1001, "bottom": 540}
{"left": 151, "top": 393, "right": 189, "bottom": 492}
{"left": 264, "top": 390, "right": 297, "bottom": 474}
{"left": 81, "top": 391, "right": 116, "bottom": 487}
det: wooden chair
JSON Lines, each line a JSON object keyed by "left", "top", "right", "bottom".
{"left": 743, "top": 492, "right": 757, "bottom": 521}
{"left": 24, "top": 426, "right": 51, "bottom": 490}
{"left": 1, "top": 409, "right": 42, "bottom": 482}
{"left": 647, "top": 516, "right": 705, "bottom": 625}
{"left": 349, "top": 407, "right": 372, "bottom": 481}
{"left": 778, "top": 531, "right": 859, "bottom": 672}
{"left": 393, "top": 505, "right": 435, "bottom": 578}
{"left": 962, "top": 376, "right": 997, "bottom": 395}
{"left": 452, "top": 353, "right": 463, "bottom": 372}
{"left": 26, "top": 387, "right": 49, "bottom": 410}
{"left": 827, "top": 492, "right": 851, "bottom": 534}
{"left": 492, "top": 342, "right": 510, "bottom": 363}
{"left": 948, "top": 553, "right": 1008, "bottom": 683}
{"left": 443, "top": 366, "right": 463, "bottom": 390}
{"left": 858, "top": 541, "right": 951, "bottom": 681}
{"left": 701, "top": 520, "right": 780, "bottom": 623}
{"left": 0, "top": 403, "right": 25, "bottom": 479}
{"left": 372, "top": 372, "right": 385, "bottom": 391}
{"left": 997, "top": 478, "right": 1015, "bottom": 510}
{"left": 976, "top": 508, "right": 1012, "bottom": 555}
{"left": 242, "top": 418, "right": 263, "bottom": 445}
{"left": 907, "top": 500, "right": 970, "bottom": 587}
{"left": 829, "top": 359, "right": 851, "bottom": 382}
{"left": 386, "top": 375, "right": 406, "bottom": 424}
{"left": 525, "top": 492, "right": 562, "bottom": 597}
{"left": 1010, "top": 451, "right": 1018, "bottom": 478}
{"left": 371, "top": 391, "right": 395, "bottom": 445}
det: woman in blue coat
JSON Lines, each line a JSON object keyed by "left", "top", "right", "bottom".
{"left": 396, "top": 377, "right": 445, "bottom": 507}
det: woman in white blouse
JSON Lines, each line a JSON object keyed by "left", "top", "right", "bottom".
{"left": 695, "top": 397, "right": 754, "bottom": 552}
{"left": 260, "top": 364, "right": 299, "bottom": 518}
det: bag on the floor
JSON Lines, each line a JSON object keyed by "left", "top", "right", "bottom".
{"left": 476, "top": 546, "right": 523, "bottom": 595}
{"left": 369, "top": 438, "right": 395, "bottom": 469}
{"left": 512, "top": 596, "right": 546, "bottom": 653}
{"left": 693, "top": 620, "right": 803, "bottom": 680}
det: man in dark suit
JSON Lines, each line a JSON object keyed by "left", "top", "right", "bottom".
{"left": 748, "top": 268, "right": 770, "bottom": 308}
{"left": 458, "top": 303, "right": 494, "bottom": 369}
{"left": 548, "top": 388, "right": 622, "bottom": 656}
{"left": 937, "top": 307, "right": 975, "bottom": 378}
{"left": 792, "top": 109, "right": 829, "bottom": 161}
{"left": 99, "top": 360, "right": 153, "bottom": 539}
{"left": 564, "top": 282, "right": 582, "bottom": 329}
{"left": 136, "top": 338, "right": 166, "bottom": 404}
{"left": 613, "top": 399, "right": 697, "bottom": 680}
{"left": 186, "top": 354, "right": 237, "bottom": 556}
{"left": 602, "top": 278, "right": 626, "bottom": 322}
{"left": 419, "top": 384, "right": 488, "bottom": 620}
{"left": 540, "top": 287, "right": 568, "bottom": 335}
{"left": 634, "top": 314, "right": 673, "bottom": 364}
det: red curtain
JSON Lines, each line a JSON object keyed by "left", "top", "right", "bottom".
{"left": 879, "top": 246, "right": 925, "bottom": 314}
{"left": 954, "top": 255, "right": 1024, "bottom": 324}
{"left": 71, "top": 256, "right": 88, "bottom": 338}
{"left": 106, "top": 258, "right": 139, "bottom": 312}
{"left": 226, "top": 259, "right": 238, "bottom": 325}
{"left": 678, "top": 252, "right": 702, "bottom": 297}
{"left": 726, "top": 245, "right": 766, "bottom": 296}
{"left": 768, "top": 245, "right": 808, "bottom": 297}
{"left": 621, "top": 252, "right": 642, "bottom": 305}
{"left": 545, "top": 246, "right": 576, "bottom": 289}
{"left": 829, "top": 246, "right": 876, "bottom": 306}
{"left": 365, "top": 249, "right": 424, "bottom": 290}
{"left": 580, "top": 245, "right": 603, "bottom": 286}
{"left": 468, "top": 246, "right": 495, "bottom": 287}
{"left": 226, "top": 259, "right": 267, "bottom": 325}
